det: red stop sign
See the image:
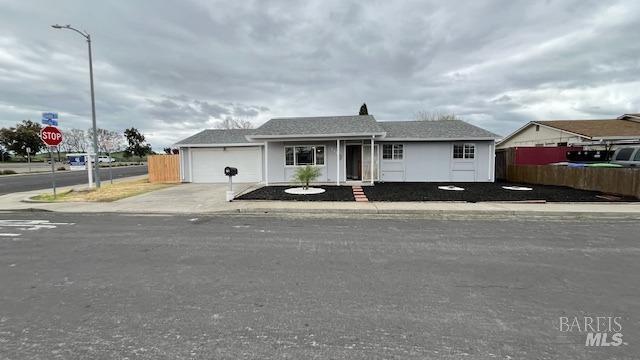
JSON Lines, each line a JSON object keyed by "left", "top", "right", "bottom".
{"left": 41, "top": 126, "right": 63, "bottom": 146}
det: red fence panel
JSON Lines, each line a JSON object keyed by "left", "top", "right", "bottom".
{"left": 514, "top": 146, "right": 582, "bottom": 165}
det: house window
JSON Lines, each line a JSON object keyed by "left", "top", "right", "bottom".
{"left": 464, "top": 144, "right": 475, "bottom": 159}
{"left": 285, "top": 147, "right": 294, "bottom": 165}
{"left": 315, "top": 146, "right": 325, "bottom": 165}
{"left": 557, "top": 142, "right": 568, "bottom": 147}
{"left": 382, "top": 144, "right": 403, "bottom": 160}
{"left": 285, "top": 145, "right": 326, "bottom": 166}
{"left": 536, "top": 125, "right": 540, "bottom": 131}
{"left": 453, "top": 144, "right": 475, "bottom": 159}
{"left": 295, "top": 146, "right": 314, "bottom": 165}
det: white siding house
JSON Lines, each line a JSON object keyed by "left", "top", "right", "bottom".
{"left": 175, "top": 115, "right": 498, "bottom": 184}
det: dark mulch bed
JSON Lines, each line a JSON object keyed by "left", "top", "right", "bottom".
{"left": 363, "top": 182, "right": 638, "bottom": 202}
{"left": 236, "top": 186, "right": 354, "bottom": 201}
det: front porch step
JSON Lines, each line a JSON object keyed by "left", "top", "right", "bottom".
{"left": 352, "top": 186, "right": 369, "bottom": 202}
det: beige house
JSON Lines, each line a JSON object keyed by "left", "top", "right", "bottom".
{"left": 497, "top": 113, "right": 640, "bottom": 149}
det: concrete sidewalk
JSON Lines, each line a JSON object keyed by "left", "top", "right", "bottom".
{"left": 1, "top": 182, "right": 640, "bottom": 218}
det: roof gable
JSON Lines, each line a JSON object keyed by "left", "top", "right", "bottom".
{"left": 248, "top": 115, "right": 385, "bottom": 139}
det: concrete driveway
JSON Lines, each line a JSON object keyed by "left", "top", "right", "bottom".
{"left": 107, "top": 182, "right": 257, "bottom": 213}
{"left": 0, "top": 181, "right": 258, "bottom": 213}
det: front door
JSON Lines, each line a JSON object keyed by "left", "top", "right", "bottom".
{"left": 345, "top": 145, "right": 362, "bottom": 180}
{"left": 362, "top": 144, "right": 379, "bottom": 182}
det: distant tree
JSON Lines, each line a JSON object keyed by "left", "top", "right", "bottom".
{"left": 359, "top": 103, "right": 368, "bottom": 115}
{"left": 215, "top": 116, "right": 254, "bottom": 129}
{"left": 0, "top": 146, "right": 11, "bottom": 162}
{"left": 87, "top": 128, "right": 125, "bottom": 154}
{"left": 163, "top": 148, "right": 180, "bottom": 155}
{"left": 61, "top": 129, "right": 88, "bottom": 153}
{"left": 123, "top": 127, "right": 152, "bottom": 159}
{"left": 0, "top": 120, "right": 44, "bottom": 157}
{"left": 415, "top": 111, "right": 459, "bottom": 121}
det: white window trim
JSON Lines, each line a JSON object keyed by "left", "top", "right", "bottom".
{"left": 453, "top": 143, "right": 476, "bottom": 160}
{"left": 382, "top": 143, "right": 404, "bottom": 161}
{"left": 284, "top": 145, "right": 327, "bottom": 167}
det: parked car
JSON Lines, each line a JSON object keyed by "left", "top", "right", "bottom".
{"left": 90, "top": 156, "right": 116, "bottom": 163}
{"left": 611, "top": 146, "right": 640, "bottom": 167}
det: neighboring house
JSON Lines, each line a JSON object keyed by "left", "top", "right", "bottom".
{"left": 497, "top": 113, "right": 640, "bottom": 149}
{"left": 174, "top": 115, "right": 499, "bottom": 184}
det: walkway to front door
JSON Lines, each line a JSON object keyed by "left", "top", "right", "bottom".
{"left": 352, "top": 185, "right": 368, "bottom": 202}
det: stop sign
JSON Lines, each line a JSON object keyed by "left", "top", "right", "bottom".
{"left": 41, "top": 126, "right": 63, "bottom": 146}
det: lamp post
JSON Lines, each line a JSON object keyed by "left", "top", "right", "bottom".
{"left": 51, "top": 24, "right": 101, "bottom": 188}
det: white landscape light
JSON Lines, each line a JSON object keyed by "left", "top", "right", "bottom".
{"left": 502, "top": 186, "right": 533, "bottom": 191}
{"left": 438, "top": 185, "right": 465, "bottom": 191}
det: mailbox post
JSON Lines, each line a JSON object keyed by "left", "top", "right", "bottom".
{"left": 224, "top": 166, "right": 238, "bottom": 201}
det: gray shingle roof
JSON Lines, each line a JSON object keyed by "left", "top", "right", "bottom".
{"left": 174, "top": 129, "right": 255, "bottom": 145}
{"left": 378, "top": 120, "right": 499, "bottom": 140}
{"left": 247, "top": 115, "right": 386, "bottom": 138}
{"left": 175, "top": 117, "right": 498, "bottom": 145}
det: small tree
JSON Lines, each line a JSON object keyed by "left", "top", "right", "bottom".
{"left": 293, "top": 165, "right": 321, "bottom": 189}
{"left": 359, "top": 103, "right": 368, "bottom": 115}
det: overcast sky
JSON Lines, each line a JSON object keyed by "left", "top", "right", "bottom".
{"left": 1, "top": 0, "right": 638, "bottom": 148}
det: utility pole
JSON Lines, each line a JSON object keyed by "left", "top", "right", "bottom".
{"left": 51, "top": 24, "right": 101, "bottom": 188}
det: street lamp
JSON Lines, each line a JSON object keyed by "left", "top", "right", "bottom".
{"left": 51, "top": 24, "right": 101, "bottom": 188}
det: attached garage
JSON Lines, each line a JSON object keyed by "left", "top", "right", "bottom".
{"left": 175, "top": 129, "right": 264, "bottom": 183}
{"left": 190, "top": 147, "right": 262, "bottom": 183}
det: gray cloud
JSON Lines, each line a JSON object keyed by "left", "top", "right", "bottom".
{"left": 0, "top": 0, "right": 638, "bottom": 147}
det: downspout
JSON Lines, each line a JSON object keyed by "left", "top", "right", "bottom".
{"left": 336, "top": 139, "right": 340, "bottom": 185}
{"left": 370, "top": 136, "right": 374, "bottom": 185}
{"left": 264, "top": 141, "right": 269, "bottom": 186}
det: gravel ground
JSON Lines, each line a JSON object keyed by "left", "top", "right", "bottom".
{"left": 364, "top": 182, "right": 638, "bottom": 202}
{"left": 236, "top": 185, "right": 355, "bottom": 201}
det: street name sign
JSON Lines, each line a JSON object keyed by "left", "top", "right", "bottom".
{"left": 42, "top": 112, "right": 59, "bottom": 126}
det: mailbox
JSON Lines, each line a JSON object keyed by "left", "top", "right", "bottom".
{"left": 224, "top": 166, "right": 238, "bottom": 176}
{"left": 224, "top": 166, "right": 238, "bottom": 202}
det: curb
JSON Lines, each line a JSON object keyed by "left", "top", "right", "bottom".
{"left": 0, "top": 208, "right": 640, "bottom": 221}
{"left": 2, "top": 207, "right": 640, "bottom": 220}
{"left": 224, "top": 207, "right": 640, "bottom": 220}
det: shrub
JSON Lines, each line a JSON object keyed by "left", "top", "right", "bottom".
{"left": 293, "top": 165, "right": 321, "bottom": 189}
{"left": 1, "top": 169, "right": 16, "bottom": 175}
{"left": 57, "top": 166, "right": 67, "bottom": 171}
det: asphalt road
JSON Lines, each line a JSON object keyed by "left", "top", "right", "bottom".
{"left": 0, "top": 165, "right": 148, "bottom": 195}
{"left": 0, "top": 213, "right": 638, "bottom": 359}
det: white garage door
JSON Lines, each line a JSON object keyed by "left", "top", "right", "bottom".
{"left": 191, "top": 147, "right": 262, "bottom": 183}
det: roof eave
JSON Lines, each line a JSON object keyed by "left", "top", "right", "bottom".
{"left": 380, "top": 137, "right": 497, "bottom": 142}
{"left": 173, "top": 142, "right": 258, "bottom": 147}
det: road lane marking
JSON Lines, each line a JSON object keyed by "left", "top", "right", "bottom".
{"left": 0, "top": 219, "right": 74, "bottom": 237}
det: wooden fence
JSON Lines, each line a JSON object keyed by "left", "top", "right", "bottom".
{"left": 507, "top": 165, "right": 640, "bottom": 198}
{"left": 148, "top": 155, "right": 180, "bottom": 183}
